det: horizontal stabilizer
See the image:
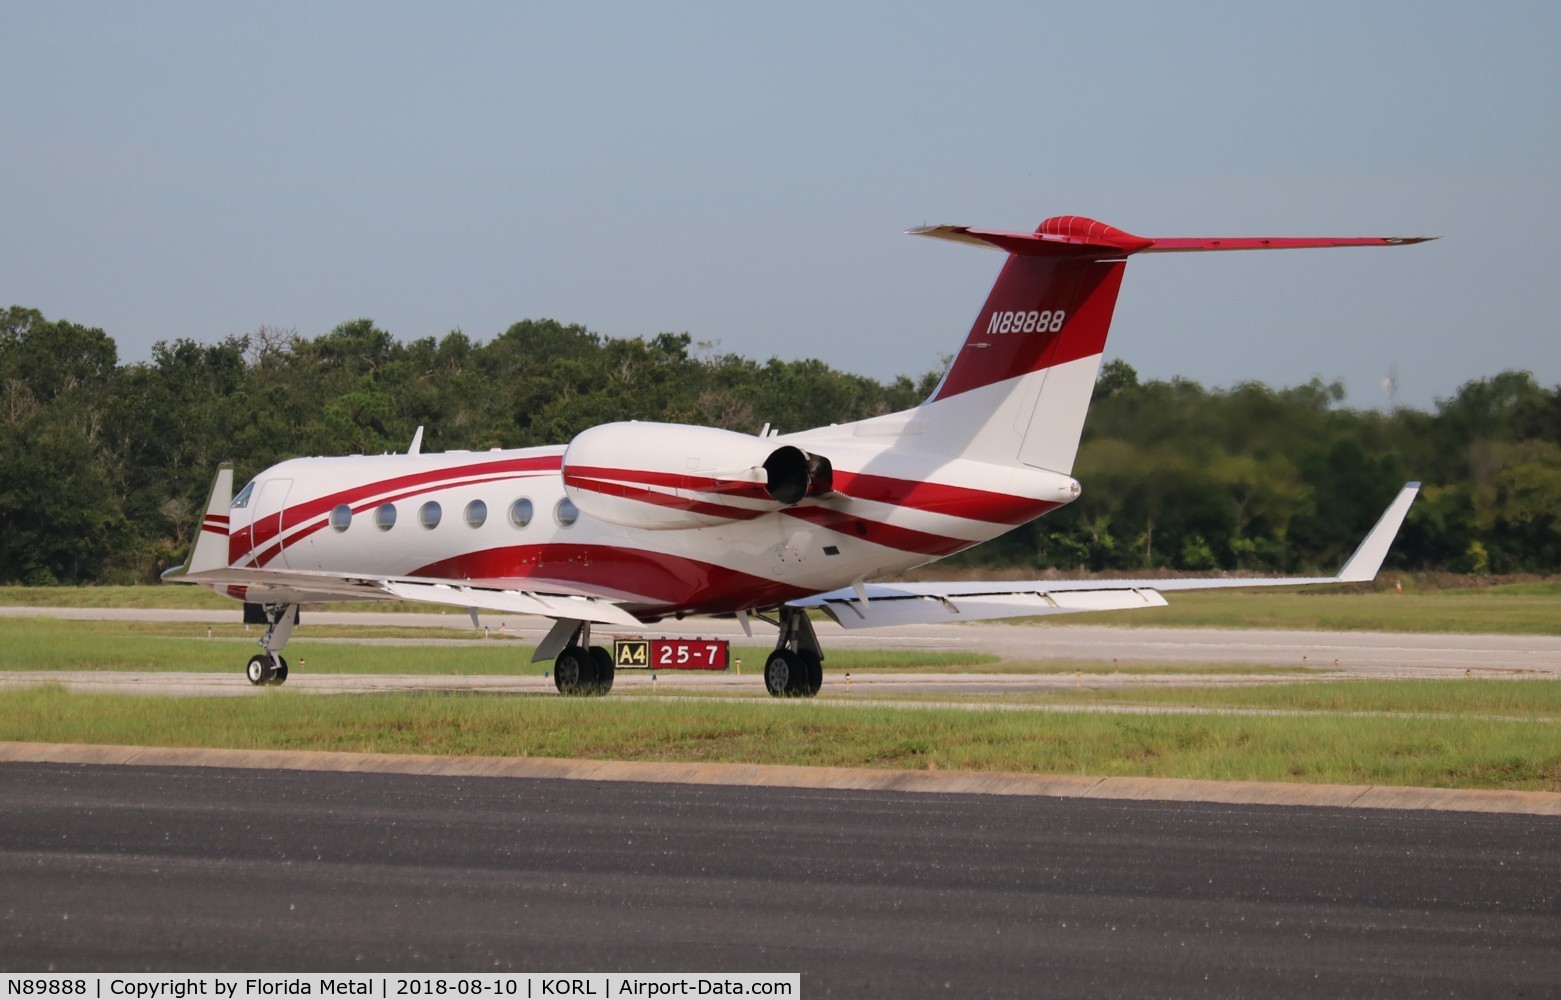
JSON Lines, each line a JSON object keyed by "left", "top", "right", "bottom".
{"left": 911, "top": 216, "right": 1433, "bottom": 259}
{"left": 1141, "top": 236, "right": 1434, "bottom": 253}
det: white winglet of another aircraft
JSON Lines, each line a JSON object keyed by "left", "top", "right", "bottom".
{"left": 163, "top": 215, "right": 1431, "bottom": 697}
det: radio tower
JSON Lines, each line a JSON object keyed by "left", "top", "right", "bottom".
{"left": 1380, "top": 364, "right": 1399, "bottom": 413}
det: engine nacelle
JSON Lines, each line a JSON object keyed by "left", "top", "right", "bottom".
{"left": 562, "top": 422, "right": 833, "bottom": 530}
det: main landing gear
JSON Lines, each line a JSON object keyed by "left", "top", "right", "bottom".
{"left": 553, "top": 643, "right": 615, "bottom": 696}
{"left": 762, "top": 606, "right": 823, "bottom": 698}
{"left": 244, "top": 603, "right": 297, "bottom": 686}
{"left": 536, "top": 610, "right": 823, "bottom": 698}
{"left": 537, "top": 620, "right": 615, "bottom": 696}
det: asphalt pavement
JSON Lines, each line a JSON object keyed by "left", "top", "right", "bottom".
{"left": 2, "top": 761, "right": 1557, "bottom": 997}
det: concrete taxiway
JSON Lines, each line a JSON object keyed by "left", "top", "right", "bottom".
{"left": 5, "top": 605, "right": 1560, "bottom": 677}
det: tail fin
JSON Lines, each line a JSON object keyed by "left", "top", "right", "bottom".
{"left": 907, "top": 217, "right": 1431, "bottom": 473}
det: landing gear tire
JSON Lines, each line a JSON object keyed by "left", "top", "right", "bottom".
{"left": 246, "top": 653, "right": 288, "bottom": 686}
{"left": 587, "top": 645, "right": 615, "bottom": 696}
{"left": 765, "top": 650, "right": 808, "bottom": 698}
{"left": 799, "top": 650, "right": 823, "bottom": 697}
{"left": 766, "top": 606, "right": 823, "bottom": 698}
{"left": 554, "top": 646, "right": 604, "bottom": 696}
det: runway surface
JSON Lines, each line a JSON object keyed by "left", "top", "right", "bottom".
{"left": 3, "top": 761, "right": 1558, "bottom": 996}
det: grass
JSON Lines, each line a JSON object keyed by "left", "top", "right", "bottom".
{"left": 0, "top": 584, "right": 434, "bottom": 613}
{"left": 0, "top": 618, "right": 998, "bottom": 675}
{"left": 0, "top": 584, "right": 239, "bottom": 609}
{"left": 839, "top": 678, "right": 1561, "bottom": 720}
{"left": 1070, "top": 582, "right": 1561, "bottom": 634}
{"left": 957, "top": 659, "right": 1317, "bottom": 676}
{"left": 2, "top": 685, "right": 1556, "bottom": 791}
{"left": 3, "top": 612, "right": 1555, "bottom": 794}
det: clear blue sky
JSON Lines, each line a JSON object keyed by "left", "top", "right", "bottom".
{"left": 3, "top": 1, "right": 1557, "bottom": 411}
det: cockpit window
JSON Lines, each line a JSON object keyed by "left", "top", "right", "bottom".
{"left": 231, "top": 481, "right": 255, "bottom": 509}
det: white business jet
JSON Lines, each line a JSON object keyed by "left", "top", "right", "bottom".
{"left": 164, "top": 215, "right": 1428, "bottom": 696}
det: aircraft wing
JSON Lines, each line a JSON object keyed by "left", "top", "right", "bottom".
{"left": 378, "top": 581, "right": 644, "bottom": 625}
{"left": 789, "top": 483, "right": 1420, "bottom": 630}
{"left": 170, "top": 566, "right": 645, "bottom": 627}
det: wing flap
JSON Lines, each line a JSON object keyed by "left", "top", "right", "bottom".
{"left": 379, "top": 581, "right": 643, "bottom": 626}
{"left": 801, "top": 587, "right": 1168, "bottom": 629}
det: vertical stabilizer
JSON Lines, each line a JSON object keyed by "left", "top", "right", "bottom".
{"left": 901, "top": 218, "right": 1432, "bottom": 474}
{"left": 906, "top": 217, "right": 1136, "bottom": 472}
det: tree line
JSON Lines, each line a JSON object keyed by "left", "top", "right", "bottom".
{"left": 2, "top": 304, "right": 1557, "bottom": 585}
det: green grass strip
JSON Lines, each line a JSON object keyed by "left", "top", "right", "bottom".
{"left": 3, "top": 686, "right": 1556, "bottom": 792}
{"left": 971, "top": 678, "right": 1561, "bottom": 718}
{"left": 0, "top": 618, "right": 995, "bottom": 674}
{"left": 1077, "top": 584, "right": 1561, "bottom": 634}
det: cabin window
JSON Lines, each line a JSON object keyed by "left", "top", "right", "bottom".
{"left": 375, "top": 503, "right": 397, "bottom": 531}
{"left": 465, "top": 499, "right": 487, "bottom": 528}
{"left": 231, "top": 481, "right": 255, "bottom": 509}
{"left": 419, "top": 501, "right": 442, "bottom": 530}
{"left": 329, "top": 504, "right": 352, "bottom": 532}
{"left": 509, "top": 498, "right": 533, "bottom": 529}
{"left": 555, "top": 497, "right": 579, "bottom": 527}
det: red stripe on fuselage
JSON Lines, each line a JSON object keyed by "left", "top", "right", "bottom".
{"left": 566, "top": 477, "right": 769, "bottom": 522}
{"left": 570, "top": 464, "right": 1053, "bottom": 526}
{"left": 563, "top": 465, "right": 773, "bottom": 501}
{"left": 409, "top": 544, "right": 812, "bottom": 616}
{"left": 782, "top": 507, "right": 977, "bottom": 558}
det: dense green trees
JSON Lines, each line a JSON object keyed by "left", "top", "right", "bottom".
{"left": 0, "top": 305, "right": 1556, "bottom": 583}
{"left": 986, "top": 362, "right": 1561, "bottom": 576}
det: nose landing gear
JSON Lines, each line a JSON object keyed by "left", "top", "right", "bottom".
{"left": 244, "top": 603, "right": 297, "bottom": 686}
{"left": 246, "top": 652, "right": 289, "bottom": 686}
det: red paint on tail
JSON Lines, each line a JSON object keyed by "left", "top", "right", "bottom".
{"left": 918, "top": 216, "right": 1431, "bottom": 402}
{"left": 930, "top": 217, "right": 1131, "bottom": 401}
